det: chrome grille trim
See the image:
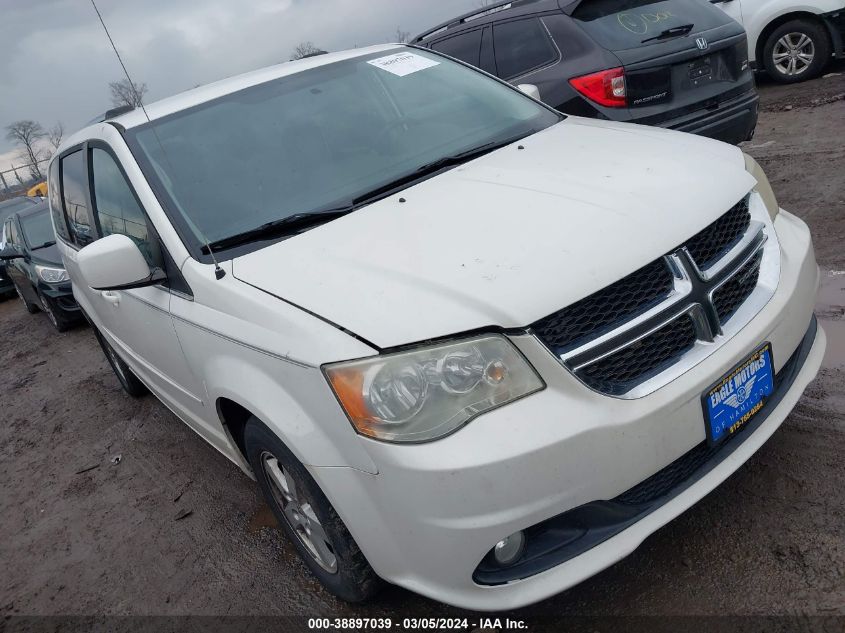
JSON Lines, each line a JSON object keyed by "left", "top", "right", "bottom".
{"left": 534, "top": 193, "right": 780, "bottom": 399}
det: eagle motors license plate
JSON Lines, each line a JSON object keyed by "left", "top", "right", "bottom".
{"left": 703, "top": 343, "right": 774, "bottom": 446}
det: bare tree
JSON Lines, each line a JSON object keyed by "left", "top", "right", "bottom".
{"left": 291, "top": 41, "right": 325, "bottom": 60}
{"left": 10, "top": 164, "right": 25, "bottom": 188}
{"left": 394, "top": 27, "right": 411, "bottom": 43}
{"left": 5, "top": 120, "right": 46, "bottom": 181}
{"left": 47, "top": 122, "right": 64, "bottom": 152}
{"left": 109, "top": 78, "right": 148, "bottom": 108}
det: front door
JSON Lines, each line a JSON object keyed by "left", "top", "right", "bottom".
{"left": 57, "top": 144, "right": 206, "bottom": 420}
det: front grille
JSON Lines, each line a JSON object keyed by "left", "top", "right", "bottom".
{"left": 531, "top": 259, "right": 673, "bottom": 351}
{"left": 532, "top": 195, "right": 761, "bottom": 396}
{"left": 578, "top": 316, "right": 697, "bottom": 395}
{"left": 684, "top": 196, "right": 750, "bottom": 270}
{"left": 617, "top": 440, "right": 724, "bottom": 506}
{"left": 713, "top": 251, "right": 763, "bottom": 323}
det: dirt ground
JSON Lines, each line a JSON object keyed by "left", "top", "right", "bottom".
{"left": 1, "top": 65, "right": 844, "bottom": 623}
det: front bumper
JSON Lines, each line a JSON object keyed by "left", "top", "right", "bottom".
{"left": 38, "top": 281, "right": 82, "bottom": 318}
{"left": 312, "top": 209, "right": 824, "bottom": 611}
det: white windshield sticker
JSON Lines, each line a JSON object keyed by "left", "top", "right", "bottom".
{"left": 367, "top": 52, "right": 440, "bottom": 77}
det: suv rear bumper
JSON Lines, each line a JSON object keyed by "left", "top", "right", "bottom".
{"left": 661, "top": 91, "right": 759, "bottom": 145}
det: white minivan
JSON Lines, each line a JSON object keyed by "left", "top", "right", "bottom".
{"left": 49, "top": 45, "right": 825, "bottom": 610}
{"left": 713, "top": 0, "right": 845, "bottom": 81}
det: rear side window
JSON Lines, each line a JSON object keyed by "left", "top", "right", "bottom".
{"left": 430, "top": 29, "right": 484, "bottom": 67}
{"left": 90, "top": 147, "right": 162, "bottom": 268}
{"left": 48, "top": 159, "right": 71, "bottom": 241}
{"left": 571, "top": 0, "right": 730, "bottom": 50}
{"left": 60, "top": 150, "right": 95, "bottom": 247}
{"left": 493, "top": 18, "right": 559, "bottom": 79}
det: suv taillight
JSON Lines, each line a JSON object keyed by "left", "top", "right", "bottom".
{"left": 569, "top": 67, "right": 626, "bottom": 108}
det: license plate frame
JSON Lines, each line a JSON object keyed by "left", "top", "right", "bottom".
{"left": 702, "top": 342, "right": 775, "bottom": 447}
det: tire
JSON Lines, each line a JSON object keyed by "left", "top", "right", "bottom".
{"left": 244, "top": 419, "right": 382, "bottom": 603}
{"left": 94, "top": 329, "right": 149, "bottom": 397}
{"left": 38, "top": 291, "right": 72, "bottom": 333}
{"left": 762, "top": 18, "right": 831, "bottom": 83}
{"left": 14, "top": 283, "right": 39, "bottom": 314}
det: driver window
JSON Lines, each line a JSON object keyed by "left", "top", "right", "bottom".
{"left": 90, "top": 147, "right": 162, "bottom": 269}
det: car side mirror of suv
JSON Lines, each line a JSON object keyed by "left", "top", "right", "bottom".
{"left": 77, "top": 234, "right": 166, "bottom": 291}
{"left": 517, "top": 84, "right": 542, "bottom": 101}
{"left": 0, "top": 244, "right": 23, "bottom": 260}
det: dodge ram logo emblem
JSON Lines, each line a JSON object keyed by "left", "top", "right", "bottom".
{"left": 696, "top": 37, "right": 709, "bottom": 51}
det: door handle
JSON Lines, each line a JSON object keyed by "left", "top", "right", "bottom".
{"left": 100, "top": 290, "right": 120, "bottom": 306}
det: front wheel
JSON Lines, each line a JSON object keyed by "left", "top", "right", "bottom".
{"left": 762, "top": 19, "right": 831, "bottom": 83}
{"left": 15, "top": 283, "right": 39, "bottom": 314}
{"left": 39, "top": 292, "right": 72, "bottom": 333}
{"left": 244, "top": 419, "right": 382, "bottom": 603}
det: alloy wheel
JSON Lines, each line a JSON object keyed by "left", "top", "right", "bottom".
{"left": 260, "top": 451, "right": 338, "bottom": 573}
{"left": 772, "top": 32, "right": 815, "bottom": 76}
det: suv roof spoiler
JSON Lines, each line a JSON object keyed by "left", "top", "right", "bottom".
{"left": 412, "top": 0, "right": 559, "bottom": 43}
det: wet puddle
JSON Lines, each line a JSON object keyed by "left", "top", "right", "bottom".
{"left": 817, "top": 269, "right": 845, "bottom": 369}
{"left": 247, "top": 503, "right": 280, "bottom": 534}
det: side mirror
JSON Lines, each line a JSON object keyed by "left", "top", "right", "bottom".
{"left": 517, "top": 83, "right": 542, "bottom": 101}
{"left": 0, "top": 245, "right": 22, "bottom": 261}
{"left": 77, "top": 234, "right": 165, "bottom": 291}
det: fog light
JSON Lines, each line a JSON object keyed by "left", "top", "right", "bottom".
{"left": 493, "top": 531, "right": 525, "bottom": 567}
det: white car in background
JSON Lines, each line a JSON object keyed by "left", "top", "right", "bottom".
{"left": 49, "top": 45, "right": 825, "bottom": 610}
{"left": 713, "top": 0, "right": 845, "bottom": 82}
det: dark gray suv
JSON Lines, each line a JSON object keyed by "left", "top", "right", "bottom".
{"left": 412, "top": 0, "right": 759, "bottom": 144}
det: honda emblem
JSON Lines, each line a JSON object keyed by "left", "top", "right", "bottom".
{"left": 696, "top": 37, "right": 709, "bottom": 51}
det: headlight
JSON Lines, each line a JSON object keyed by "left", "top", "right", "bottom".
{"left": 324, "top": 335, "right": 544, "bottom": 443}
{"left": 743, "top": 153, "right": 779, "bottom": 220}
{"left": 35, "top": 265, "right": 69, "bottom": 283}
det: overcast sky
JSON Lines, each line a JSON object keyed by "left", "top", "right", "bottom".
{"left": 0, "top": 0, "right": 479, "bottom": 176}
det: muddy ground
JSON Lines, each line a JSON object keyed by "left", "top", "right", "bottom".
{"left": 1, "top": 65, "right": 843, "bottom": 623}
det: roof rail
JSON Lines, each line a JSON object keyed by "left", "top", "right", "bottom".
{"left": 104, "top": 105, "right": 135, "bottom": 120}
{"left": 412, "top": 0, "right": 524, "bottom": 42}
{"left": 87, "top": 104, "right": 135, "bottom": 125}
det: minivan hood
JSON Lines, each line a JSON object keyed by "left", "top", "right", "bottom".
{"left": 233, "top": 117, "right": 755, "bottom": 350}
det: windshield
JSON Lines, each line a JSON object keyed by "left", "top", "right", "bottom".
{"left": 571, "top": 0, "right": 729, "bottom": 50}
{"left": 125, "top": 48, "right": 560, "bottom": 254}
{"left": 20, "top": 208, "right": 55, "bottom": 248}
{"left": 0, "top": 198, "right": 36, "bottom": 223}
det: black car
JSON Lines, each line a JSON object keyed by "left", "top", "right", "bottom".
{"left": 0, "top": 196, "right": 41, "bottom": 296}
{"left": 412, "top": 0, "right": 759, "bottom": 144}
{"left": 0, "top": 202, "right": 82, "bottom": 332}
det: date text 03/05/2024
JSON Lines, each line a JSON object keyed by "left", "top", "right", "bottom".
{"left": 307, "top": 617, "right": 528, "bottom": 630}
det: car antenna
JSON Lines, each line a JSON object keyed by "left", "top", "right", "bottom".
{"left": 89, "top": 0, "right": 226, "bottom": 280}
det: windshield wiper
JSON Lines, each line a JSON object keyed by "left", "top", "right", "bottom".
{"left": 641, "top": 24, "right": 695, "bottom": 43}
{"left": 203, "top": 207, "right": 353, "bottom": 253}
{"left": 349, "top": 133, "right": 530, "bottom": 209}
{"left": 31, "top": 240, "right": 56, "bottom": 251}
{"left": 204, "top": 134, "right": 528, "bottom": 253}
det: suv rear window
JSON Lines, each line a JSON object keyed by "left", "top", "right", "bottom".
{"left": 571, "top": 0, "right": 730, "bottom": 50}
